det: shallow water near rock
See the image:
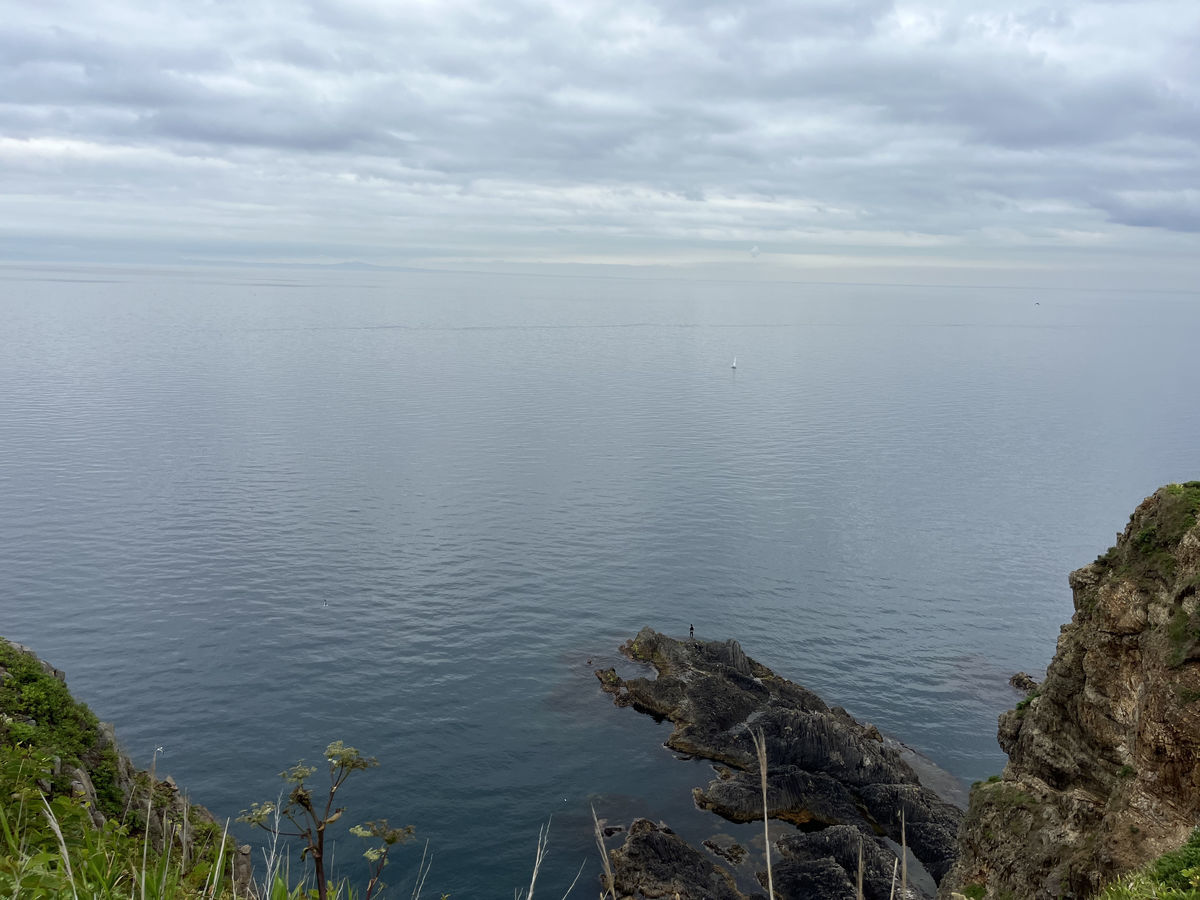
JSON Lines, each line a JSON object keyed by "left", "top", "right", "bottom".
{"left": 2, "top": 265, "right": 1198, "bottom": 896}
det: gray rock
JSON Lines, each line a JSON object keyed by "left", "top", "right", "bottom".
{"left": 770, "top": 857, "right": 857, "bottom": 900}
{"left": 609, "top": 818, "right": 747, "bottom": 900}
{"left": 1009, "top": 672, "right": 1039, "bottom": 694}
{"left": 68, "top": 765, "right": 106, "bottom": 827}
{"left": 598, "top": 628, "right": 962, "bottom": 895}
{"left": 695, "top": 765, "right": 869, "bottom": 831}
{"left": 857, "top": 783, "right": 962, "bottom": 883}
{"left": 775, "top": 826, "right": 904, "bottom": 900}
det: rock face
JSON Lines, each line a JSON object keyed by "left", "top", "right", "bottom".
{"left": 941, "top": 482, "right": 1200, "bottom": 900}
{"left": 610, "top": 819, "right": 749, "bottom": 900}
{"left": 597, "top": 628, "right": 963, "bottom": 897}
{"left": 775, "top": 826, "right": 908, "bottom": 900}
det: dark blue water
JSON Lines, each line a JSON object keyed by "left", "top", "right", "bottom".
{"left": 2, "top": 265, "right": 1197, "bottom": 896}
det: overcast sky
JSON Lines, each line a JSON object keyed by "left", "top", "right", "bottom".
{"left": 3, "top": 0, "right": 1199, "bottom": 286}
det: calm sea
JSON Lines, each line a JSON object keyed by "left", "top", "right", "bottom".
{"left": 2, "top": 265, "right": 1197, "bottom": 895}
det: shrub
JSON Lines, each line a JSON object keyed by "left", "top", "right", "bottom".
{"left": 1150, "top": 829, "right": 1200, "bottom": 891}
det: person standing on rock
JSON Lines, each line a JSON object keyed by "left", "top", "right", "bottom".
{"left": 689, "top": 624, "right": 694, "bottom": 639}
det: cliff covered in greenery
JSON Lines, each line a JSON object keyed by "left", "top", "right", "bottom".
{"left": 0, "top": 637, "right": 248, "bottom": 897}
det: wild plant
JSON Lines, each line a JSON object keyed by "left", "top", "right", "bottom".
{"left": 240, "top": 741, "right": 414, "bottom": 900}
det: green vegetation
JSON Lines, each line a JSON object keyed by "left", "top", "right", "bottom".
{"left": 0, "top": 639, "right": 429, "bottom": 899}
{"left": 1167, "top": 606, "right": 1200, "bottom": 668}
{"left": 980, "top": 783, "right": 1038, "bottom": 813}
{"left": 1095, "top": 483, "right": 1200, "bottom": 589}
{"left": 1015, "top": 690, "right": 1040, "bottom": 719}
{"left": 1086, "top": 484, "right": 1200, "bottom": 666}
{"left": 0, "top": 640, "right": 124, "bottom": 818}
{"left": 961, "top": 883, "right": 986, "bottom": 900}
{"left": 0, "top": 637, "right": 240, "bottom": 898}
{"left": 964, "top": 781, "right": 1043, "bottom": 843}
{"left": 1174, "top": 685, "right": 1200, "bottom": 705}
{"left": 1149, "top": 832, "right": 1200, "bottom": 890}
{"left": 0, "top": 746, "right": 236, "bottom": 898}
{"left": 1097, "top": 829, "right": 1200, "bottom": 899}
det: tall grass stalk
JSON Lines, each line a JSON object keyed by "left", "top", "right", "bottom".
{"left": 257, "top": 791, "right": 288, "bottom": 894}
{"left": 591, "top": 806, "right": 615, "bottom": 900}
{"left": 408, "top": 840, "right": 433, "bottom": 900}
{"left": 514, "top": 819, "right": 582, "bottom": 900}
{"left": 749, "top": 727, "right": 774, "bottom": 900}
{"left": 202, "top": 819, "right": 231, "bottom": 899}
{"left": 157, "top": 821, "right": 176, "bottom": 899}
{"left": 517, "top": 820, "right": 551, "bottom": 900}
{"left": 181, "top": 795, "right": 190, "bottom": 871}
{"left": 141, "top": 747, "right": 163, "bottom": 900}
{"left": 42, "top": 793, "right": 80, "bottom": 900}
{"left": 856, "top": 835, "right": 864, "bottom": 900}
{"left": 561, "top": 863, "right": 585, "bottom": 900}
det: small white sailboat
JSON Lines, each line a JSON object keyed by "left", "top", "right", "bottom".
{"left": 731, "top": 357, "right": 737, "bottom": 370}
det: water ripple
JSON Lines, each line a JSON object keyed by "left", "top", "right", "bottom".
{"left": 2, "top": 270, "right": 1198, "bottom": 895}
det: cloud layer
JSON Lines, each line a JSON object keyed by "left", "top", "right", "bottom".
{"left": 3, "top": 0, "right": 1198, "bottom": 279}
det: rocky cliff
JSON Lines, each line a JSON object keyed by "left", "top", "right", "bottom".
{"left": 941, "top": 482, "right": 1200, "bottom": 899}
{"left": 0, "top": 638, "right": 253, "bottom": 890}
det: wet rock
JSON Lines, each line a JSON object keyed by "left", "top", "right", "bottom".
{"left": 595, "top": 628, "right": 960, "bottom": 897}
{"left": 597, "top": 627, "right": 962, "bottom": 892}
{"left": 858, "top": 784, "right": 962, "bottom": 883}
{"left": 775, "top": 826, "right": 903, "bottom": 900}
{"left": 1009, "top": 672, "right": 1039, "bottom": 694}
{"left": 703, "top": 837, "right": 748, "bottom": 866}
{"left": 609, "top": 818, "right": 747, "bottom": 900}
{"left": 770, "top": 856, "right": 856, "bottom": 900}
{"left": 694, "top": 765, "right": 869, "bottom": 830}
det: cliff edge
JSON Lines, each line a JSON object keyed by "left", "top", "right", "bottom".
{"left": 0, "top": 637, "right": 253, "bottom": 891}
{"left": 941, "top": 482, "right": 1200, "bottom": 899}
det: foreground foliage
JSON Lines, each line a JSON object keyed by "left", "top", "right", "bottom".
{"left": 1097, "top": 830, "right": 1200, "bottom": 900}
{"left": 240, "top": 741, "right": 415, "bottom": 900}
{"left": 0, "top": 636, "right": 239, "bottom": 898}
{"left": 2, "top": 636, "right": 424, "bottom": 898}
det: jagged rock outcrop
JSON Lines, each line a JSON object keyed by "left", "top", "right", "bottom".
{"left": 775, "top": 826, "right": 908, "bottom": 900}
{"left": 598, "top": 628, "right": 963, "bottom": 897}
{"left": 941, "top": 482, "right": 1200, "bottom": 900}
{"left": 609, "top": 818, "right": 750, "bottom": 900}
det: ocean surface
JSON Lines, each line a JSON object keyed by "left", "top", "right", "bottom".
{"left": 2, "top": 264, "right": 1198, "bottom": 896}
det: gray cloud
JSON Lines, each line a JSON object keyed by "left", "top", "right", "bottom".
{"left": 1, "top": 0, "right": 1198, "bottom": 279}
